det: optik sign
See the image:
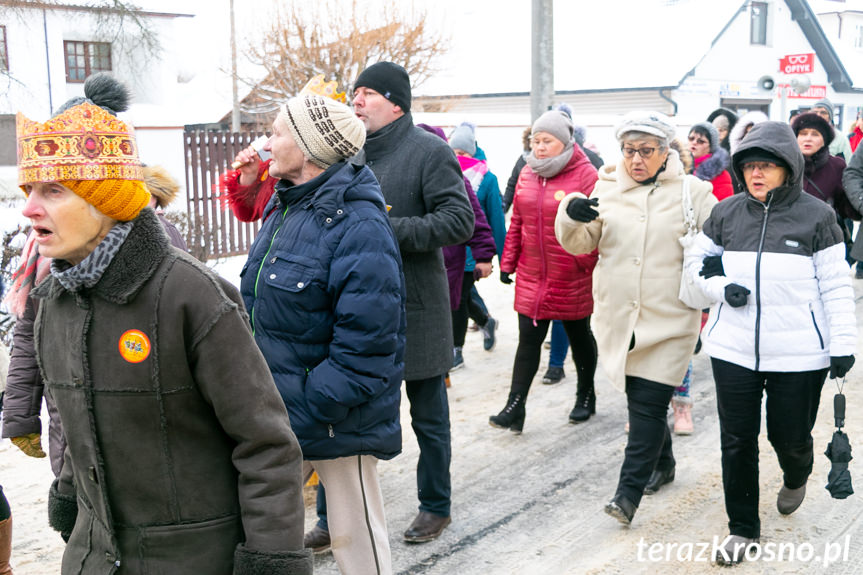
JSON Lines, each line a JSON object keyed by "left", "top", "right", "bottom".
{"left": 780, "top": 53, "right": 815, "bottom": 74}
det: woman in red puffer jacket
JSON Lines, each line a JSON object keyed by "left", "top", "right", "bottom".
{"left": 491, "top": 109, "right": 599, "bottom": 433}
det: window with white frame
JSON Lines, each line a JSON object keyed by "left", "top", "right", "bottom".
{"left": 855, "top": 24, "right": 863, "bottom": 49}
{"left": 64, "top": 40, "right": 111, "bottom": 83}
{"left": 0, "top": 26, "right": 8, "bottom": 72}
{"left": 751, "top": 1, "right": 768, "bottom": 45}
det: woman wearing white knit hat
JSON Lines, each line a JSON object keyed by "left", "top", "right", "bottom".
{"left": 240, "top": 81, "right": 406, "bottom": 575}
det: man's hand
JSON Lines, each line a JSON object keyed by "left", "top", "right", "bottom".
{"left": 234, "top": 146, "right": 263, "bottom": 186}
{"left": 565, "top": 197, "right": 600, "bottom": 223}
{"left": 724, "top": 284, "right": 750, "bottom": 308}
{"left": 12, "top": 433, "right": 47, "bottom": 458}
{"left": 474, "top": 262, "right": 493, "bottom": 279}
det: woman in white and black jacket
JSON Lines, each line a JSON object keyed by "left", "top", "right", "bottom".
{"left": 687, "top": 121, "right": 857, "bottom": 565}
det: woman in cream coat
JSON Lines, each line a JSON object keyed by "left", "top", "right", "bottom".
{"left": 555, "top": 111, "right": 716, "bottom": 525}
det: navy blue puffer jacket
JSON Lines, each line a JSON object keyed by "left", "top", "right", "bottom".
{"left": 241, "top": 161, "right": 406, "bottom": 461}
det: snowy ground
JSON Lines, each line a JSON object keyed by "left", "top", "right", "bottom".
{"left": 2, "top": 248, "right": 863, "bottom": 573}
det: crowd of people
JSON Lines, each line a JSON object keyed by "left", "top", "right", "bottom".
{"left": 0, "top": 64, "right": 861, "bottom": 574}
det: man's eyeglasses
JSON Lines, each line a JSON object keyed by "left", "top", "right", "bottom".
{"left": 741, "top": 161, "right": 779, "bottom": 174}
{"left": 621, "top": 147, "right": 658, "bottom": 159}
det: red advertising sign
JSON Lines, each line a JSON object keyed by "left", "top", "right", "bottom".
{"left": 777, "top": 84, "right": 827, "bottom": 99}
{"left": 779, "top": 53, "right": 815, "bottom": 74}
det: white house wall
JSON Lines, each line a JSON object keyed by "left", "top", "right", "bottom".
{"left": 1, "top": 8, "right": 181, "bottom": 118}
{"left": 677, "top": 0, "right": 863, "bottom": 127}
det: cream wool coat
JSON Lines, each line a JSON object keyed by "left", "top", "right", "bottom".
{"left": 554, "top": 150, "right": 717, "bottom": 389}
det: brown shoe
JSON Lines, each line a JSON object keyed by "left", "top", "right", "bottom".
{"left": 403, "top": 511, "right": 451, "bottom": 543}
{"left": 303, "top": 524, "right": 331, "bottom": 553}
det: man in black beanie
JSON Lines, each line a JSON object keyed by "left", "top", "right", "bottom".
{"left": 305, "top": 62, "right": 474, "bottom": 548}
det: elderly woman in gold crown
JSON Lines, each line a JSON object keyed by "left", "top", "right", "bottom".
{"left": 16, "top": 73, "right": 312, "bottom": 574}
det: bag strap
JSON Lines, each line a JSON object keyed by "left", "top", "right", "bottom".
{"left": 680, "top": 176, "right": 697, "bottom": 234}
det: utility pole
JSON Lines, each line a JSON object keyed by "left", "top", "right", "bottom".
{"left": 531, "top": 0, "right": 553, "bottom": 123}
{"left": 230, "top": 0, "right": 240, "bottom": 132}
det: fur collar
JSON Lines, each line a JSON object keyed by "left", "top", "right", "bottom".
{"left": 32, "top": 208, "right": 171, "bottom": 304}
{"left": 693, "top": 147, "right": 730, "bottom": 182}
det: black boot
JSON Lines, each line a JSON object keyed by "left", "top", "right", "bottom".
{"left": 569, "top": 381, "right": 596, "bottom": 423}
{"left": 489, "top": 392, "right": 526, "bottom": 434}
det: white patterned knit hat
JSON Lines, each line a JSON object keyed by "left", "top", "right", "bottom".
{"left": 280, "top": 94, "right": 366, "bottom": 169}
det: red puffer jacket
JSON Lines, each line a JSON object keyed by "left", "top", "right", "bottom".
{"left": 502, "top": 146, "right": 599, "bottom": 320}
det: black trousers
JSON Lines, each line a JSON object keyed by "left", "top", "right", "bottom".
{"left": 615, "top": 376, "right": 675, "bottom": 507}
{"left": 451, "top": 272, "right": 488, "bottom": 348}
{"left": 711, "top": 357, "right": 827, "bottom": 539}
{"left": 509, "top": 314, "right": 597, "bottom": 396}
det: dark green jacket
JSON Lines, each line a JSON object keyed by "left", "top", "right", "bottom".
{"left": 34, "top": 209, "right": 311, "bottom": 575}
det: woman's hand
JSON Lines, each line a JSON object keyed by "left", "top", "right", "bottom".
{"left": 234, "top": 146, "right": 262, "bottom": 186}
{"left": 724, "top": 284, "right": 750, "bottom": 307}
{"left": 500, "top": 271, "right": 513, "bottom": 285}
{"left": 12, "top": 433, "right": 47, "bottom": 458}
{"left": 474, "top": 262, "right": 493, "bottom": 279}
{"left": 699, "top": 256, "right": 724, "bottom": 278}
{"left": 565, "top": 197, "right": 599, "bottom": 222}
{"left": 830, "top": 355, "right": 855, "bottom": 379}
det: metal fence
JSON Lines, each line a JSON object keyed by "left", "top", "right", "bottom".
{"left": 182, "top": 129, "right": 267, "bottom": 260}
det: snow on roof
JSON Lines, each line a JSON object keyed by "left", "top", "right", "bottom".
{"left": 415, "top": 0, "right": 746, "bottom": 97}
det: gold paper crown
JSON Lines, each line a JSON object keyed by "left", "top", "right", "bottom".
{"left": 300, "top": 74, "right": 347, "bottom": 103}
{"left": 17, "top": 102, "right": 144, "bottom": 188}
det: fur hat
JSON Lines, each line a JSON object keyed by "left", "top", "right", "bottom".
{"left": 354, "top": 61, "right": 412, "bottom": 113}
{"left": 17, "top": 73, "right": 150, "bottom": 222}
{"left": 531, "top": 109, "right": 574, "bottom": 145}
{"left": 791, "top": 112, "right": 835, "bottom": 147}
{"left": 449, "top": 122, "right": 477, "bottom": 156}
{"left": 142, "top": 165, "right": 179, "bottom": 209}
{"left": 615, "top": 111, "right": 676, "bottom": 143}
{"left": 690, "top": 121, "right": 720, "bottom": 153}
{"left": 279, "top": 93, "right": 366, "bottom": 169}
{"left": 707, "top": 108, "right": 738, "bottom": 132}
{"left": 729, "top": 111, "right": 768, "bottom": 154}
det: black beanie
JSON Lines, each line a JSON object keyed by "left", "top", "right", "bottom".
{"left": 734, "top": 147, "right": 789, "bottom": 172}
{"left": 790, "top": 112, "right": 834, "bottom": 147}
{"left": 354, "top": 62, "right": 411, "bottom": 113}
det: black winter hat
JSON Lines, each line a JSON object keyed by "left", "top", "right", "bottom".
{"left": 733, "top": 147, "right": 789, "bottom": 172}
{"left": 354, "top": 62, "right": 412, "bottom": 113}
{"left": 791, "top": 112, "right": 834, "bottom": 147}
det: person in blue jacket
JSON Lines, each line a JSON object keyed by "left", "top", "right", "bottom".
{"left": 449, "top": 122, "right": 507, "bottom": 359}
{"left": 239, "top": 86, "right": 407, "bottom": 575}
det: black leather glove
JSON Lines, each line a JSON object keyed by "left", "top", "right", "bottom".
{"left": 699, "top": 256, "right": 725, "bottom": 279}
{"left": 500, "top": 271, "right": 513, "bottom": 285}
{"left": 565, "top": 197, "right": 599, "bottom": 223}
{"left": 830, "top": 355, "right": 855, "bottom": 379}
{"left": 724, "top": 283, "right": 750, "bottom": 308}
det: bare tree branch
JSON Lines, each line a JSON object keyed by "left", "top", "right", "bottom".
{"left": 243, "top": 0, "right": 449, "bottom": 120}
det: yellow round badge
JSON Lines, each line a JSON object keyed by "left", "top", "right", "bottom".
{"left": 554, "top": 190, "right": 566, "bottom": 201}
{"left": 119, "top": 329, "right": 151, "bottom": 364}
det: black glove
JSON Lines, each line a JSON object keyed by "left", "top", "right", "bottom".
{"left": 699, "top": 256, "right": 725, "bottom": 279}
{"left": 500, "top": 271, "right": 513, "bottom": 285}
{"left": 565, "top": 197, "right": 600, "bottom": 223}
{"left": 830, "top": 355, "right": 855, "bottom": 379}
{"left": 724, "top": 283, "right": 750, "bottom": 308}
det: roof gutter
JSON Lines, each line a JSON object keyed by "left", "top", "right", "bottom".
{"left": 658, "top": 88, "right": 678, "bottom": 116}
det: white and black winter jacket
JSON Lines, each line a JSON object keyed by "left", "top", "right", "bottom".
{"left": 686, "top": 122, "right": 857, "bottom": 372}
